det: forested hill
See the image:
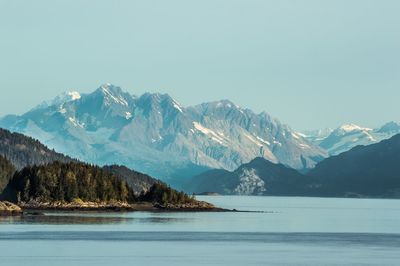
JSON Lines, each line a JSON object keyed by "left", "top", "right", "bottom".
{"left": 0, "top": 155, "right": 15, "bottom": 193}
{"left": 0, "top": 129, "right": 197, "bottom": 206}
{"left": 1, "top": 160, "right": 197, "bottom": 206}
{"left": 0, "top": 128, "right": 75, "bottom": 170}
{"left": 1, "top": 161, "right": 135, "bottom": 203}
{"left": 103, "top": 165, "right": 158, "bottom": 195}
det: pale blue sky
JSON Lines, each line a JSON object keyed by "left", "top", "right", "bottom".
{"left": 0, "top": 0, "right": 399, "bottom": 130}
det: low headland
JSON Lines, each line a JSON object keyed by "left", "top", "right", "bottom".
{"left": 0, "top": 163, "right": 228, "bottom": 215}
{"left": 0, "top": 197, "right": 227, "bottom": 215}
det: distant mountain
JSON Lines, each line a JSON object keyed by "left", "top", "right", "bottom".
{"left": 304, "top": 122, "right": 400, "bottom": 156}
{"left": 185, "top": 157, "right": 311, "bottom": 196}
{"left": 188, "top": 134, "right": 400, "bottom": 198}
{"left": 308, "top": 134, "right": 400, "bottom": 198}
{"left": 0, "top": 128, "right": 74, "bottom": 170}
{"left": 0, "top": 84, "right": 327, "bottom": 183}
{"left": 302, "top": 128, "right": 333, "bottom": 144}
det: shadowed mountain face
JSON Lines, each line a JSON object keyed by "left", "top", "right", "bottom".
{"left": 0, "top": 84, "right": 327, "bottom": 182}
{"left": 308, "top": 134, "right": 400, "bottom": 198}
{"left": 188, "top": 134, "right": 400, "bottom": 198}
{"left": 0, "top": 128, "right": 74, "bottom": 170}
{"left": 0, "top": 128, "right": 158, "bottom": 195}
{"left": 185, "top": 157, "right": 311, "bottom": 196}
{"left": 102, "top": 165, "right": 158, "bottom": 196}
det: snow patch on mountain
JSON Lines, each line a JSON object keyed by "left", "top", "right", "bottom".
{"left": 68, "top": 91, "right": 81, "bottom": 100}
{"left": 244, "top": 133, "right": 264, "bottom": 147}
{"left": 0, "top": 84, "right": 328, "bottom": 182}
{"left": 125, "top": 112, "right": 132, "bottom": 120}
{"left": 307, "top": 122, "right": 400, "bottom": 156}
{"left": 172, "top": 99, "right": 183, "bottom": 113}
{"left": 193, "top": 122, "right": 227, "bottom": 145}
{"left": 255, "top": 136, "right": 270, "bottom": 146}
{"left": 336, "top": 124, "right": 372, "bottom": 134}
{"left": 33, "top": 91, "right": 82, "bottom": 111}
{"left": 68, "top": 117, "right": 85, "bottom": 128}
{"left": 100, "top": 84, "right": 128, "bottom": 106}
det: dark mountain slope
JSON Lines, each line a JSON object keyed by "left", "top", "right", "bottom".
{"left": 0, "top": 128, "right": 159, "bottom": 195}
{"left": 186, "top": 157, "right": 310, "bottom": 196}
{"left": 0, "top": 128, "right": 74, "bottom": 170}
{"left": 185, "top": 169, "right": 235, "bottom": 195}
{"left": 102, "top": 165, "right": 158, "bottom": 195}
{"left": 308, "top": 134, "right": 400, "bottom": 197}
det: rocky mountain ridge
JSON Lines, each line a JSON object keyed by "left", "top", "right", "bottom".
{"left": 0, "top": 84, "right": 327, "bottom": 182}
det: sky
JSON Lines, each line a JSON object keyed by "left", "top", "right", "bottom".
{"left": 0, "top": 0, "right": 399, "bottom": 131}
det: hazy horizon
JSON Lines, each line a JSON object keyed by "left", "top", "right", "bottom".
{"left": 1, "top": 0, "right": 399, "bottom": 130}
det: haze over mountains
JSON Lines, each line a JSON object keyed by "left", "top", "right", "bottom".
{"left": 307, "top": 134, "right": 400, "bottom": 198}
{"left": 0, "top": 128, "right": 157, "bottom": 195}
{"left": 189, "top": 134, "right": 400, "bottom": 198}
{"left": 1, "top": 83, "right": 400, "bottom": 196}
{"left": 304, "top": 122, "right": 400, "bottom": 156}
{"left": 0, "top": 84, "right": 328, "bottom": 183}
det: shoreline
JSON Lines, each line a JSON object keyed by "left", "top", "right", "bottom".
{"left": 15, "top": 200, "right": 231, "bottom": 213}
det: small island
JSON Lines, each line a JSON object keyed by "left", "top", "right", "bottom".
{"left": 0, "top": 161, "right": 226, "bottom": 215}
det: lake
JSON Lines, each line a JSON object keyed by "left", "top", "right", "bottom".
{"left": 0, "top": 196, "right": 400, "bottom": 266}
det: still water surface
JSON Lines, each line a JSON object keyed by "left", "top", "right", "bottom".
{"left": 0, "top": 196, "right": 399, "bottom": 265}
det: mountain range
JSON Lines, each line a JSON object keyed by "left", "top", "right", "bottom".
{"left": 189, "top": 134, "right": 400, "bottom": 198}
{"left": 2, "top": 84, "right": 400, "bottom": 196}
{"left": 0, "top": 84, "right": 328, "bottom": 184}
{"left": 307, "top": 134, "right": 400, "bottom": 198}
{"left": 304, "top": 122, "right": 400, "bottom": 156}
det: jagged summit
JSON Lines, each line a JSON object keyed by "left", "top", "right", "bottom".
{"left": 306, "top": 122, "right": 400, "bottom": 156}
{"left": 335, "top": 124, "right": 372, "bottom": 134}
{"left": 377, "top": 121, "right": 400, "bottom": 134}
{"left": 32, "top": 90, "right": 82, "bottom": 111}
{"left": 0, "top": 84, "right": 327, "bottom": 182}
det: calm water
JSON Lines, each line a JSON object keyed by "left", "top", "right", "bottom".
{"left": 0, "top": 196, "right": 400, "bottom": 265}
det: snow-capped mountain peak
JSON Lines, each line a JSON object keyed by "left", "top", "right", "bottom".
{"left": 67, "top": 91, "right": 81, "bottom": 101}
{"left": 97, "top": 84, "right": 129, "bottom": 106}
{"left": 1, "top": 84, "right": 328, "bottom": 182}
{"left": 308, "top": 122, "right": 400, "bottom": 156}
{"left": 377, "top": 121, "right": 400, "bottom": 134}
{"left": 336, "top": 124, "right": 372, "bottom": 133}
{"left": 32, "top": 91, "right": 83, "bottom": 111}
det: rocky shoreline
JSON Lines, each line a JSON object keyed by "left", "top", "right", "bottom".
{"left": 0, "top": 201, "right": 22, "bottom": 216}
{"left": 0, "top": 200, "right": 228, "bottom": 214}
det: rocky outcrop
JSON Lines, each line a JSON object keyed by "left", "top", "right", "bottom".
{"left": 18, "top": 199, "right": 225, "bottom": 212}
{"left": 19, "top": 200, "right": 136, "bottom": 211}
{"left": 185, "top": 157, "right": 309, "bottom": 196}
{"left": 0, "top": 201, "right": 22, "bottom": 215}
{"left": 154, "top": 200, "right": 224, "bottom": 211}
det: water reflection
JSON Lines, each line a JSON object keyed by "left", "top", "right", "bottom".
{"left": 0, "top": 213, "right": 194, "bottom": 225}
